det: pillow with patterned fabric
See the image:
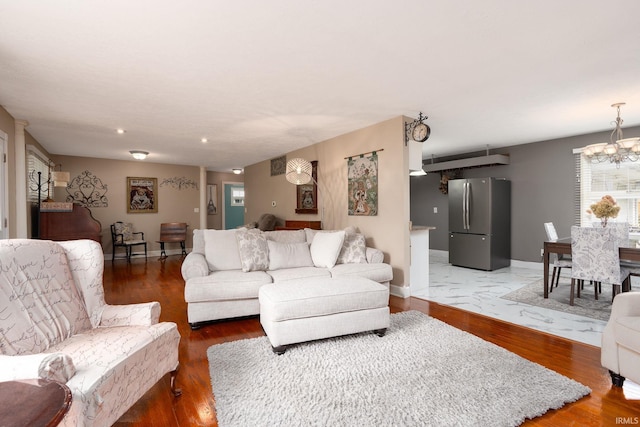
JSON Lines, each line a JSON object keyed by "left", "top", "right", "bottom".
{"left": 115, "top": 222, "right": 133, "bottom": 241}
{"left": 235, "top": 229, "right": 269, "bottom": 272}
{"left": 337, "top": 233, "right": 367, "bottom": 264}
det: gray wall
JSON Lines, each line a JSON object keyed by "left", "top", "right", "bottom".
{"left": 410, "top": 125, "right": 640, "bottom": 262}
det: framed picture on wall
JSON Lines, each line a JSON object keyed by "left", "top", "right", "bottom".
{"left": 127, "top": 177, "right": 158, "bottom": 213}
{"left": 295, "top": 160, "right": 318, "bottom": 214}
{"left": 207, "top": 184, "right": 217, "bottom": 215}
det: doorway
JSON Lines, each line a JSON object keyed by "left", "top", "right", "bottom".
{"left": 222, "top": 182, "right": 245, "bottom": 230}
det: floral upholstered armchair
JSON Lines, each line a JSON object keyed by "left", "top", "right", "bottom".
{"left": 0, "top": 239, "right": 181, "bottom": 427}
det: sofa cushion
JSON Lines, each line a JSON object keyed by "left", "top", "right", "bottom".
{"left": 337, "top": 233, "right": 367, "bottom": 264}
{"left": 192, "top": 229, "right": 205, "bottom": 254}
{"left": 203, "top": 229, "right": 242, "bottom": 271}
{"left": 267, "top": 266, "right": 331, "bottom": 283}
{"left": 330, "top": 262, "right": 393, "bottom": 284}
{"left": 0, "top": 239, "right": 92, "bottom": 355}
{"left": 264, "top": 229, "right": 306, "bottom": 243}
{"left": 184, "top": 270, "right": 272, "bottom": 302}
{"left": 268, "top": 240, "right": 314, "bottom": 270}
{"left": 259, "top": 277, "right": 388, "bottom": 322}
{"left": 310, "top": 230, "right": 345, "bottom": 268}
{"left": 236, "top": 228, "right": 269, "bottom": 272}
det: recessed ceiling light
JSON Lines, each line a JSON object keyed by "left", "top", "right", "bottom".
{"left": 116, "top": 128, "right": 126, "bottom": 134}
{"left": 129, "top": 150, "right": 149, "bottom": 160}
{"left": 201, "top": 138, "right": 208, "bottom": 143}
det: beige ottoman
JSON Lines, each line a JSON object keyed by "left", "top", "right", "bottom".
{"left": 259, "top": 276, "right": 390, "bottom": 354}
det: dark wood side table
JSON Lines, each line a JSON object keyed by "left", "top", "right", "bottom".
{"left": 0, "top": 379, "right": 72, "bottom": 427}
{"left": 275, "top": 220, "right": 322, "bottom": 231}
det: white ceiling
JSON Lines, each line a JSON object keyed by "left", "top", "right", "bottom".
{"left": 2, "top": 0, "right": 640, "bottom": 172}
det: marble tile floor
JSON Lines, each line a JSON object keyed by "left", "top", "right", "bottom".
{"left": 411, "top": 251, "right": 616, "bottom": 347}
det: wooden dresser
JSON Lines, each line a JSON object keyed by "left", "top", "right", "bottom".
{"left": 39, "top": 204, "right": 102, "bottom": 243}
{"left": 275, "top": 220, "right": 322, "bottom": 231}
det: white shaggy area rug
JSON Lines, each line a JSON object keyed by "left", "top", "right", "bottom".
{"left": 207, "top": 311, "right": 590, "bottom": 427}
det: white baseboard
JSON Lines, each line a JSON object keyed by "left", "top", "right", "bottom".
{"left": 107, "top": 248, "right": 188, "bottom": 260}
{"left": 390, "top": 284, "right": 410, "bottom": 299}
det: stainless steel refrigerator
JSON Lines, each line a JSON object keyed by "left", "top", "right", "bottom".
{"left": 448, "top": 177, "right": 511, "bottom": 270}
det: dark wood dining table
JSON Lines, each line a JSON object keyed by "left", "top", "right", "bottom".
{"left": 543, "top": 237, "right": 640, "bottom": 298}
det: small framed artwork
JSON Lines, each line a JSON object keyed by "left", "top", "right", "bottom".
{"left": 207, "top": 184, "right": 217, "bottom": 215}
{"left": 296, "top": 160, "right": 318, "bottom": 214}
{"left": 127, "top": 177, "right": 158, "bottom": 213}
{"left": 270, "top": 155, "right": 287, "bottom": 176}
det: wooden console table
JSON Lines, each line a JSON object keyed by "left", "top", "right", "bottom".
{"left": 275, "top": 220, "right": 322, "bottom": 231}
{"left": 0, "top": 379, "right": 72, "bottom": 426}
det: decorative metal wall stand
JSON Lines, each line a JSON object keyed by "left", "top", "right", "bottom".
{"left": 160, "top": 176, "right": 198, "bottom": 190}
{"left": 65, "top": 170, "right": 109, "bottom": 207}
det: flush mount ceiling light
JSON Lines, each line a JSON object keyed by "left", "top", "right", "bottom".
{"left": 232, "top": 168, "right": 243, "bottom": 175}
{"left": 285, "top": 158, "right": 313, "bottom": 185}
{"left": 116, "top": 128, "right": 126, "bottom": 134}
{"left": 129, "top": 150, "right": 149, "bottom": 160}
{"left": 583, "top": 103, "right": 640, "bottom": 166}
{"left": 201, "top": 138, "right": 208, "bottom": 143}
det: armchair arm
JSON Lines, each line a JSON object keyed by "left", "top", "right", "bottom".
{"left": 181, "top": 252, "right": 209, "bottom": 280}
{"left": 132, "top": 231, "right": 145, "bottom": 240}
{"left": 0, "top": 353, "right": 76, "bottom": 383}
{"left": 610, "top": 292, "right": 640, "bottom": 320}
{"left": 99, "top": 302, "right": 161, "bottom": 327}
{"left": 366, "top": 247, "right": 384, "bottom": 264}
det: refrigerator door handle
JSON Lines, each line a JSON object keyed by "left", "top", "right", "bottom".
{"left": 464, "top": 182, "right": 470, "bottom": 230}
{"left": 462, "top": 182, "right": 467, "bottom": 230}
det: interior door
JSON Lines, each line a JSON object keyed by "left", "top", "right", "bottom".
{"left": 223, "top": 182, "right": 245, "bottom": 230}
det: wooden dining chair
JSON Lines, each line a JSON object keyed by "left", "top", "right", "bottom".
{"left": 570, "top": 226, "right": 628, "bottom": 305}
{"left": 544, "top": 222, "right": 572, "bottom": 292}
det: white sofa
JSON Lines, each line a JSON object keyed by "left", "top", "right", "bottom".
{"left": 0, "top": 239, "right": 181, "bottom": 427}
{"left": 601, "top": 292, "right": 640, "bottom": 387}
{"left": 182, "top": 227, "right": 393, "bottom": 328}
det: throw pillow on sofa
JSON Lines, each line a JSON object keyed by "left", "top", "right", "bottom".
{"left": 337, "top": 233, "right": 367, "bottom": 264}
{"left": 236, "top": 228, "right": 269, "bottom": 272}
{"left": 267, "top": 240, "right": 314, "bottom": 270}
{"left": 203, "top": 229, "right": 243, "bottom": 271}
{"left": 310, "top": 230, "right": 345, "bottom": 268}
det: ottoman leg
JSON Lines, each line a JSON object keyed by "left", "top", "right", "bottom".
{"left": 374, "top": 328, "right": 387, "bottom": 337}
{"left": 272, "top": 345, "right": 287, "bottom": 355}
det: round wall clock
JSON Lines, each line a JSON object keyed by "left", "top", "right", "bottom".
{"left": 412, "top": 122, "right": 431, "bottom": 142}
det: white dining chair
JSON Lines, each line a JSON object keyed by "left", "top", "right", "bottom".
{"left": 570, "top": 226, "right": 628, "bottom": 305}
{"left": 544, "top": 222, "right": 572, "bottom": 292}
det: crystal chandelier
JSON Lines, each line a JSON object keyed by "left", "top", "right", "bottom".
{"left": 583, "top": 103, "right": 640, "bottom": 166}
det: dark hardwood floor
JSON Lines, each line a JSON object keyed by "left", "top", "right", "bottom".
{"left": 106, "top": 257, "right": 640, "bottom": 426}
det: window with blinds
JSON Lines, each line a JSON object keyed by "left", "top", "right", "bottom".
{"left": 27, "top": 147, "right": 52, "bottom": 203}
{"left": 576, "top": 153, "right": 640, "bottom": 230}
